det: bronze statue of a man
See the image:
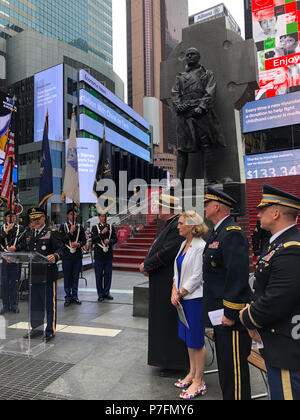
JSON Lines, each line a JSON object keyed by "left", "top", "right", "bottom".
{"left": 171, "top": 47, "right": 226, "bottom": 182}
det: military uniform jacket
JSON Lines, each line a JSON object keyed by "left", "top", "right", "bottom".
{"left": 171, "top": 65, "right": 226, "bottom": 152}
{"left": 0, "top": 223, "right": 25, "bottom": 253}
{"left": 203, "top": 216, "right": 251, "bottom": 328}
{"left": 242, "top": 226, "right": 300, "bottom": 371}
{"left": 91, "top": 223, "right": 118, "bottom": 261}
{"left": 59, "top": 223, "right": 87, "bottom": 260}
{"left": 24, "top": 226, "right": 63, "bottom": 283}
{"left": 252, "top": 220, "right": 271, "bottom": 257}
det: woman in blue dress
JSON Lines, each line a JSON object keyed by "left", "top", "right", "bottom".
{"left": 171, "top": 211, "right": 208, "bottom": 399}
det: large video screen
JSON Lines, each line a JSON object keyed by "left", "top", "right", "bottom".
{"left": 252, "top": 0, "right": 300, "bottom": 99}
{"left": 65, "top": 137, "right": 99, "bottom": 204}
{"left": 243, "top": 90, "right": 300, "bottom": 132}
{"left": 79, "top": 90, "right": 150, "bottom": 146}
{"left": 79, "top": 114, "right": 151, "bottom": 162}
{"left": 245, "top": 148, "right": 300, "bottom": 179}
{"left": 34, "top": 64, "right": 64, "bottom": 142}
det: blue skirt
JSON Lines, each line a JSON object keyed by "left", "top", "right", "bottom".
{"left": 178, "top": 298, "right": 205, "bottom": 349}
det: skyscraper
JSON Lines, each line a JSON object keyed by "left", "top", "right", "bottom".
{"left": 127, "top": 0, "right": 188, "bottom": 159}
{"left": 0, "top": 0, "right": 113, "bottom": 65}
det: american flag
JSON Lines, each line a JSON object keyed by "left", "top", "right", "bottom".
{"left": 0, "top": 112, "right": 15, "bottom": 210}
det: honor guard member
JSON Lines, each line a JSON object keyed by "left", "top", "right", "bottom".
{"left": 240, "top": 185, "right": 300, "bottom": 400}
{"left": 0, "top": 211, "right": 25, "bottom": 314}
{"left": 92, "top": 213, "right": 118, "bottom": 302}
{"left": 203, "top": 187, "right": 252, "bottom": 400}
{"left": 24, "top": 208, "right": 63, "bottom": 342}
{"left": 59, "top": 209, "right": 86, "bottom": 307}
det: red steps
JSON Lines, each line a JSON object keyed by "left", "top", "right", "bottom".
{"left": 243, "top": 175, "right": 300, "bottom": 272}
{"left": 113, "top": 216, "right": 158, "bottom": 272}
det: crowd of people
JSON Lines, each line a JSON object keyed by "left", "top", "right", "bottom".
{"left": 0, "top": 208, "right": 118, "bottom": 342}
{"left": 0, "top": 182, "right": 299, "bottom": 400}
{"left": 140, "top": 185, "right": 300, "bottom": 401}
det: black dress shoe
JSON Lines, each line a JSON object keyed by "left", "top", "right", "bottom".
{"left": 98, "top": 297, "right": 104, "bottom": 302}
{"left": 104, "top": 295, "right": 114, "bottom": 300}
{"left": 11, "top": 308, "right": 20, "bottom": 314}
{"left": 44, "top": 334, "right": 55, "bottom": 343}
{"left": 72, "top": 299, "right": 82, "bottom": 305}
{"left": 64, "top": 301, "right": 72, "bottom": 307}
{"left": 23, "top": 330, "right": 44, "bottom": 339}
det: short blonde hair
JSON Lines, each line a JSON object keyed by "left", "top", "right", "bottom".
{"left": 181, "top": 211, "right": 209, "bottom": 238}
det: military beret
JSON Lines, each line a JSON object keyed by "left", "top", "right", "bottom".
{"left": 67, "top": 208, "right": 79, "bottom": 215}
{"left": 257, "top": 185, "right": 300, "bottom": 211}
{"left": 204, "top": 186, "right": 237, "bottom": 208}
{"left": 4, "top": 210, "right": 16, "bottom": 217}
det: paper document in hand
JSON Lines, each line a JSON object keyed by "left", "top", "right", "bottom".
{"left": 208, "top": 309, "right": 224, "bottom": 326}
{"left": 177, "top": 302, "right": 190, "bottom": 329}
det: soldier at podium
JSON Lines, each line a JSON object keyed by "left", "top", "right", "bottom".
{"left": 0, "top": 211, "right": 25, "bottom": 314}
{"left": 24, "top": 208, "right": 63, "bottom": 342}
{"left": 59, "top": 208, "right": 86, "bottom": 307}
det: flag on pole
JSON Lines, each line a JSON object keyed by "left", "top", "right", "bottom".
{"left": 62, "top": 111, "right": 80, "bottom": 207}
{"left": 0, "top": 113, "right": 11, "bottom": 152}
{"left": 39, "top": 112, "right": 54, "bottom": 209}
{"left": 93, "top": 123, "right": 111, "bottom": 198}
{"left": 0, "top": 111, "right": 16, "bottom": 210}
{"left": 93, "top": 124, "right": 115, "bottom": 215}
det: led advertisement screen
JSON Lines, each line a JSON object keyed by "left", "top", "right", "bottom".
{"left": 34, "top": 64, "right": 64, "bottom": 142}
{"left": 79, "top": 90, "right": 150, "bottom": 146}
{"left": 252, "top": 0, "right": 300, "bottom": 99}
{"left": 79, "top": 114, "right": 151, "bottom": 162}
{"left": 0, "top": 166, "right": 17, "bottom": 184}
{"left": 242, "top": 90, "right": 300, "bottom": 132}
{"left": 79, "top": 69, "right": 150, "bottom": 130}
{"left": 244, "top": 148, "right": 300, "bottom": 179}
{"left": 0, "top": 93, "right": 17, "bottom": 164}
{"left": 65, "top": 137, "right": 99, "bottom": 204}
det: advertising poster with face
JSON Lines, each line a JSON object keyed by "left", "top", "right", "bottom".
{"left": 252, "top": 0, "right": 300, "bottom": 99}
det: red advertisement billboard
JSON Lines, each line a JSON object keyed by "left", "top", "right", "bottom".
{"left": 252, "top": 0, "right": 300, "bottom": 99}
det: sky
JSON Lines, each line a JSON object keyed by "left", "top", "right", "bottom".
{"left": 112, "top": 0, "right": 245, "bottom": 102}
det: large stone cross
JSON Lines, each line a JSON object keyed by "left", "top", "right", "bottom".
{"left": 161, "top": 17, "right": 259, "bottom": 183}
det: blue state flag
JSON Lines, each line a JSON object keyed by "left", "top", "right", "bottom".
{"left": 39, "top": 113, "right": 53, "bottom": 208}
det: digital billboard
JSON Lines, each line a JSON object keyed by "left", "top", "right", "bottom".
{"left": 34, "top": 64, "right": 64, "bottom": 142}
{"left": 243, "top": 90, "right": 300, "bottom": 132}
{"left": 0, "top": 93, "right": 17, "bottom": 164}
{"left": 79, "top": 70, "right": 150, "bottom": 130}
{"left": 79, "top": 90, "right": 150, "bottom": 146}
{"left": 252, "top": 0, "right": 300, "bottom": 99}
{"left": 79, "top": 114, "right": 151, "bottom": 162}
{"left": 65, "top": 137, "right": 99, "bottom": 204}
{"left": 244, "top": 148, "right": 300, "bottom": 179}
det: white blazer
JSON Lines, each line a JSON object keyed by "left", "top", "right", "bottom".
{"left": 173, "top": 237, "right": 206, "bottom": 300}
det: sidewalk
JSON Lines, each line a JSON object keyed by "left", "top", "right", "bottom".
{"left": 0, "top": 269, "right": 268, "bottom": 400}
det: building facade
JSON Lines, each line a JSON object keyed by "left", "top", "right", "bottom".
{"left": 243, "top": 0, "right": 300, "bottom": 242}
{"left": 0, "top": 0, "right": 113, "bottom": 65}
{"left": 126, "top": 0, "right": 188, "bottom": 167}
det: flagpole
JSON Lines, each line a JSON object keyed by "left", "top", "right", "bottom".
{"left": 9, "top": 97, "right": 16, "bottom": 222}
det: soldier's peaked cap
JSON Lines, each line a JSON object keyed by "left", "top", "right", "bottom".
{"left": 204, "top": 186, "right": 237, "bottom": 208}
{"left": 28, "top": 207, "right": 46, "bottom": 220}
{"left": 257, "top": 184, "right": 300, "bottom": 211}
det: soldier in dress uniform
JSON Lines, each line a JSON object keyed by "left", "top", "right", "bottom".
{"left": 91, "top": 213, "right": 118, "bottom": 302}
{"left": 24, "top": 208, "right": 63, "bottom": 342}
{"left": 0, "top": 211, "right": 25, "bottom": 314}
{"left": 240, "top": 185, "right": 300, "bottom": 400}
{"left": 59, "top": 209, "right": 86, "bottom": 307}
{"left": 202, "top": 187, "right": 252, "bottom": 400}
{"left": 252, "top": 219, "right": 271, "bottom": 258}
